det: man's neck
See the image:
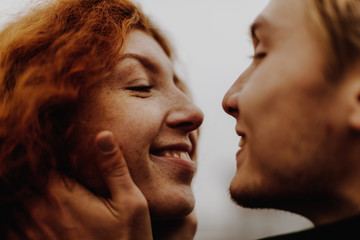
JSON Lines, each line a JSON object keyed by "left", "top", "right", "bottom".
{"left": 296, "top": 183, "right": 360, "bottom": 226}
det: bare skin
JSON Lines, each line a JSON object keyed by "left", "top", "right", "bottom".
{"left": 10, "top": 131, "right": 153, "bottom": 240}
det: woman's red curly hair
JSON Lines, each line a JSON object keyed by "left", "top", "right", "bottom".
{"left": 0, "top": 0, "right": 172, "bottom": 233}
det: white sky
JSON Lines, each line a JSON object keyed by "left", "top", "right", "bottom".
{"left": 0, "top": 1, "right": 312, "bottom": 239}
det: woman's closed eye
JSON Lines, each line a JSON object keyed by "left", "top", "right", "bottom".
{"left": 126, "top": 85, "right": 154, "bottom": 98}
{"left": 126, "top": 85, "right": 153, "bottom": 93}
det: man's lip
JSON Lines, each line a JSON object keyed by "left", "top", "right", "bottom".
{"left": 236, "top": 127, "right": 246, "bottom": 137}
{"left": 236, "top": 142, "right": 247, "bottom": 169}
{"left": 239, "top": 135, "right": 247, "bottom": 148}
{"left": 236, "top": 148, "right": 244, "bottom": 169}
{"left": 235, "top": 125, "right": 247, "bottom": 168}
{"left": 236, "top": 125, "right": 247, "bottom": 147}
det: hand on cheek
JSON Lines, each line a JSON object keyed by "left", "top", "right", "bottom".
{"left": 20, "top": 131, "right": 152, "bottom": 240}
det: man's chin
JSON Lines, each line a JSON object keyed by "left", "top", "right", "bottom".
{"left": 229, "top": 183, "right": 249, "bottom": 207}
{"left": 229, "top": 189, "right": 269, "bottom": 210}
{"left": 229, "top": 181, "right": 300, "bottom": 212}
{"left": 229, "top": 179, "right": 248, "bottom": 207}
{"left": 229, "top": 178, "right": 269, "bottom": 209}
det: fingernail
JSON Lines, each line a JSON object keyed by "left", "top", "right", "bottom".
{"left": 96, "top": 131, "right": 116, "bottom": 153}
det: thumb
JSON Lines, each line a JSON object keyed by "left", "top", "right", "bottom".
{"left": 95, "top": 131, "right": 135, "bottom": 200}
{"left": 95, "top": 131, "right": 152, "bottom": 240}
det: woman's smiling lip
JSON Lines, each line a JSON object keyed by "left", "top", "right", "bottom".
{"left": 150, "top": 153, "right": 196, "bottom": 175}
{"left": 150, "top": 144, "right": 196, "bottom": 174}
{"left": 154, "top": 150, "right": 192, "bottom": 162}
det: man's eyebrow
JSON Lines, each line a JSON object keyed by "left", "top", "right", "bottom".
{"left": 249, "top": 16, "right": 267, "bottom": 39}
{"left": 118, "top": 53, "right": 160, "bottom": 73}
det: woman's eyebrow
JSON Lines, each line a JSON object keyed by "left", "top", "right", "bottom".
{"left": 118, "top": 53, "right": 161, "bottom": 74}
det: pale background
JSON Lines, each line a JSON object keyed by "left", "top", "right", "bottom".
{"left": 0, "top": 0, "right": 313, "bottom": 239}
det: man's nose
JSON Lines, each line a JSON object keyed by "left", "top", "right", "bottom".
{"left": 222, "top": 82, "right": 241, "bottom": 119}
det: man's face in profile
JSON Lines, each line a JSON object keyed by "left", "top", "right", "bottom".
{"left": 223, "top": 0, "right": 351, "bottom": 213}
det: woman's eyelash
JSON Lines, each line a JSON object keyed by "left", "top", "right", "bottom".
{"left": 126, "top": 86, "right": 153, "bottom": 92}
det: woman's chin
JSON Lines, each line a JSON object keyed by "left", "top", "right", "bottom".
{"left": 148, "top": 192, "right": 195, "bottom": 220}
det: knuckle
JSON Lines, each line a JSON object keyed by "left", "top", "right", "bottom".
{"left": 126, "top": 195, "right": 148, "bottom": 212}
{"left": 119, "top": 193, "right": 149, "bottom": 217}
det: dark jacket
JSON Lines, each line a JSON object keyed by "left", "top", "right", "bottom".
{"left": 260, "top": 214, "right": 360, "bottom": 240}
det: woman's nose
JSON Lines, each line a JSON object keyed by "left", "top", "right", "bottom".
{"left": 167, "top": 94, "right": 204, "bottom": 132}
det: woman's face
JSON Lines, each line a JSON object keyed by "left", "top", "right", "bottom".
{"left": 74, "top": 30, "right": 204, "bottom": 219}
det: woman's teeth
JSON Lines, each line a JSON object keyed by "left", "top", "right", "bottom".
{"left": 161, "top": 151, "right": 192, "bottom": 162}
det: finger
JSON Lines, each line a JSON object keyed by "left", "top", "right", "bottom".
{"left": 94, "top": 130, "right": 136, "bottom": 199}
{"left": 44, "top": 171, "right": 110, "bottom": 214}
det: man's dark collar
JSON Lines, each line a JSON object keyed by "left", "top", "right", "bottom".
{"left": 259, "top": 214, "right": 360, "bottom": 239}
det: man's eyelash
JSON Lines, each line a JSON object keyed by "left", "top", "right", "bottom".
{"left": 249, "top": 52, "right": 267, "bottom": 60}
